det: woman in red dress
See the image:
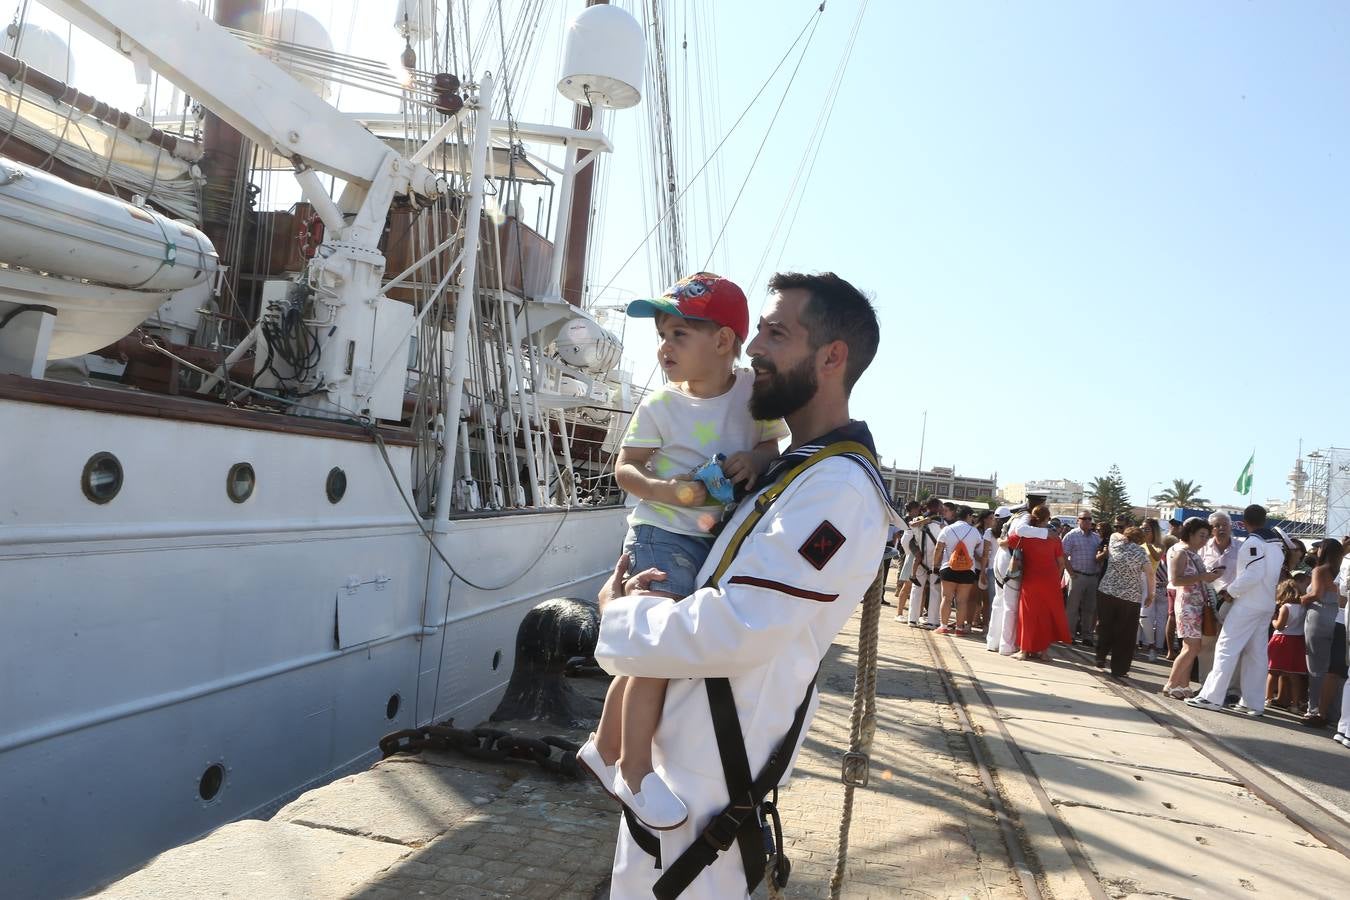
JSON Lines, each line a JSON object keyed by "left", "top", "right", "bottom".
{"left": 1010, "top": 504, "right": 1071, "bottom": 659}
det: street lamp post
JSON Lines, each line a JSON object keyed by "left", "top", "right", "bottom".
{"left": 1145, "top": 481, "right": 1161, "bottom": 520}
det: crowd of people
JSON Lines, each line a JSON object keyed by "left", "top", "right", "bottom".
{"left": 887, "top": 496, "right": 1350, "bottom": 745}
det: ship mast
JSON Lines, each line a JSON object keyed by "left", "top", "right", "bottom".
{"left": 559, "top": 0, "right": 609, "bottom": 308}
{"left": 199, "top": 0, "right": 258, "bottom": 331}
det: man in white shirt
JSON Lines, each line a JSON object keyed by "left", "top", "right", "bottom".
{"left": 1196, "top": 510, "right": 1244, "bottom": 682}
{"left": 1188, "top": 505, "right": 1285, "bottom": 717}
{"left": 1199, "top": 511, "right": 1243, "bottom": 600}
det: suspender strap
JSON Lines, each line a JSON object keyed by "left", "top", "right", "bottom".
{"left": 650, "top": 673, "right": 818, "bottom": 899}
{"left": 624, "top": 807, "right": 662, "bottom": 868}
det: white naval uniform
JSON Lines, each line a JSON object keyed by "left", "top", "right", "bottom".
{"left": 906, "top": 518, "right": 944, "bottom": 626}
{"left": 985, "top": 518, "right": 1048, "bottom": 655}
{"left": 595, "top": 453, "right": 896, "bottom": 899}
{"left": 985, "top": 544, "right": 1017, "bottom": 654}
{"left": 1195, "top": 528, "right": 1284, "bottom": 713}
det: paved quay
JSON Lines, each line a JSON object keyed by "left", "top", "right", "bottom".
{"left": 96, "top": 583, "right": 1021, "bottom": 899}
{"left": 94, "top": 567, "right": 1350, "bottom": 899}
{"left": 939, "top": 626, "right": 1350, "bottom": 899}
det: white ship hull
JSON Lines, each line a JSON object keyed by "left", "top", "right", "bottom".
{"left": 0, "top": 395, "right": 628, "bottom": 898}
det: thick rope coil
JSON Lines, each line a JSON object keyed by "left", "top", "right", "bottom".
{"left": 828, "top": 563, "right": 886, "bottom": 898}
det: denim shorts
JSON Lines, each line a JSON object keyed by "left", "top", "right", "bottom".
{"left": 623, "top": 524, "right": 714, "bottom": 598}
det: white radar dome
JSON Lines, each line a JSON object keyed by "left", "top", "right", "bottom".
{"left": 261, "top": 9, "right": 334, "bottom": 100}
{"left": 11, "top": 24, "right": 74, "bottom": 81}
{"left": 557, "top": 5, "right": 644, "bottom": 110}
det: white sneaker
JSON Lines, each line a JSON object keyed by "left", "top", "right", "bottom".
{"left": 576, "top": 734, "right": 618, "bottom": 800}
{"left": 1232, "top": 702, "right": 1264, "bottom": 718}
{"left": 1147, "top": 649, "right": 1158, "bottom": 663}
{"left": 614, "top": 769, "right": 688, "bottom": 830}
{"left": 1332, "top": 733, "right": 1348, "bottom": 746}
{"left": 1185, "top": 696, "right": 1222, "bottom": 712}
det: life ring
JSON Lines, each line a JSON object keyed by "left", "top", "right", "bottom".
{"left": 297, "top": 212, "right": 325, "bottom": 259}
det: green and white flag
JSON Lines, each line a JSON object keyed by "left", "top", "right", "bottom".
{"left": 1234, "top": 452, "right": 1254, "bottom": 496}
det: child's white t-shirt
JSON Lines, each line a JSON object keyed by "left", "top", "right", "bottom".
{"left": 622, "top": 367, "right": 788, "bottom": 537}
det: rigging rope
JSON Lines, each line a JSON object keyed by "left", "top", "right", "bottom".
{"left": 751, "top": 0, "right": 869, "bottom": 289}
{"left": 703, "top": 2, "right": 825, "bottom": 269}
{"left": 593, "top": 0, "right": 825, "bottom": 300}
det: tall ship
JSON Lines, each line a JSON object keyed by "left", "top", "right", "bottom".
{"left": 0, "top": 1, "right": 658, "bottom": 895}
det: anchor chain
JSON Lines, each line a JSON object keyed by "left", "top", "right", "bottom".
{"left": 379, "top": 722, "right": 582, "bottom": 778}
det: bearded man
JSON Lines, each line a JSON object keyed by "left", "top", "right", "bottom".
{"left": 595, "top": 272, "right": 897, "bottom": 899}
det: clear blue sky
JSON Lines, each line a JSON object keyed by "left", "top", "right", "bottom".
{"left": 29, "top": 0, "right": 1349, "bottom": 507}
{"left": 590, "top": 0, "right": 1350, "bottom": 508}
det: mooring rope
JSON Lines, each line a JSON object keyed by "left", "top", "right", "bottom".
{"left": 828, "top": 563, "right": 885, "bottom": 898}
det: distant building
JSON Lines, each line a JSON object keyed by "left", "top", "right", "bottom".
{"left": 1001, "top": 479, "right": 1083, "bottom": 509}
{"left": 881, "top": 464, "right": 997, "bottom": 506}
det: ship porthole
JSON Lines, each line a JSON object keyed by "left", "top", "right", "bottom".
{"left": 81, "top": 452, "right": 123, "bottom": 504}
{"left": 199, "top": 763, "right": 225, "bottom": 802}
{"left": 386, "top": 693, "right": 401, "bottom": 720}
{"left": 226, "top": 462, "right": 255, "bottom": 503}
{"left": 492, "top": 650, "right": 503, "bottom": 671}
{"left": 326, "top": 467, "right": 347, "bottom": 504}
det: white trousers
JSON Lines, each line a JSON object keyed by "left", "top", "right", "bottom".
{"left": 1138, "top": 593, "right": 1168, "bottom": 649}
{"left": 1337, "top": 678, "right": 1350, "bottom": 738}
{"left": 906, "top": 570, "right": 941, "bottom": 626}
{"left": 1197, "top": 598, "right": 1274, "bottom": 713}
{"left": 986, "top": 580, "right": 1021, "bottom": 654}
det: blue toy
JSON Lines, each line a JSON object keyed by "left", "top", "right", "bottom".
{"left": 691, "top": 453, "right": 736, "bottom": 505}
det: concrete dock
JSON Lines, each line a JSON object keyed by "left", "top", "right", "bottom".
{"left": 97, "top": 570, "right": 1350, "bottom": 898}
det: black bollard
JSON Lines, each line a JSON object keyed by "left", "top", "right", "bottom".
{"left": 489, "top": 597, "right": 604, "bottom": 728}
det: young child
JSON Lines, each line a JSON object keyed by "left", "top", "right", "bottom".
{"left": 1267, "top": 578, "right": 1309, "bottom": 712}
{"left": 577, "top": 272, "right": 786, "bottom": 829}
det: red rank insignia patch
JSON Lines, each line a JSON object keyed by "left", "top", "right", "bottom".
{"left": 799, "top": 520, "right": 846, "bottom": 571}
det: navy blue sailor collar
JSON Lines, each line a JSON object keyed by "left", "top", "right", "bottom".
{"left": 755, "top": 420, "right": 888, "bottom": 502}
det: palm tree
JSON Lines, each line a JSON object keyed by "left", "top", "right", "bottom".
{"left": 1152, "top": 478, "right": 1210, "bottom": 508}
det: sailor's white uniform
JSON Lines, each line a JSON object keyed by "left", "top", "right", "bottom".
{"left": 905, "top": 517, "right": 944, "bottom": 627}
{"left": 595, "top": 450, "right": 896, "bottom": 899}
{"left": 986, "top": 543, "right": 1018, "bottom": 654}
{"left": 984, "top": 517, "right": 1047, "bottom": 655}
{"left": 1194, "top": 528, "right": 1284, "bottom": 714}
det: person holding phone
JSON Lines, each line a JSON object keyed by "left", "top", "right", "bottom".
{"left": 1161, "top": 518, "right": 1224, "bottom": 698}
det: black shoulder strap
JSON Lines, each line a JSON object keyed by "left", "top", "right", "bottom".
{"left": 649, "top": 672, "right": 817, "bottom": 899}
{"left": 624, "top": 806, "right": 662, "bottom": 868}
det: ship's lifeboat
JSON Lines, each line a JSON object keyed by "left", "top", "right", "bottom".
{"left": 0, "top": 155, "right": 220, "bottom": 358}
{"left": 554, "top": 315, "right": 622, "bottom": 374}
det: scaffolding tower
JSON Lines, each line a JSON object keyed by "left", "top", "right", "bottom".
{"left": 1286, "top": 447, "right": 1350, "bottom": 539}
